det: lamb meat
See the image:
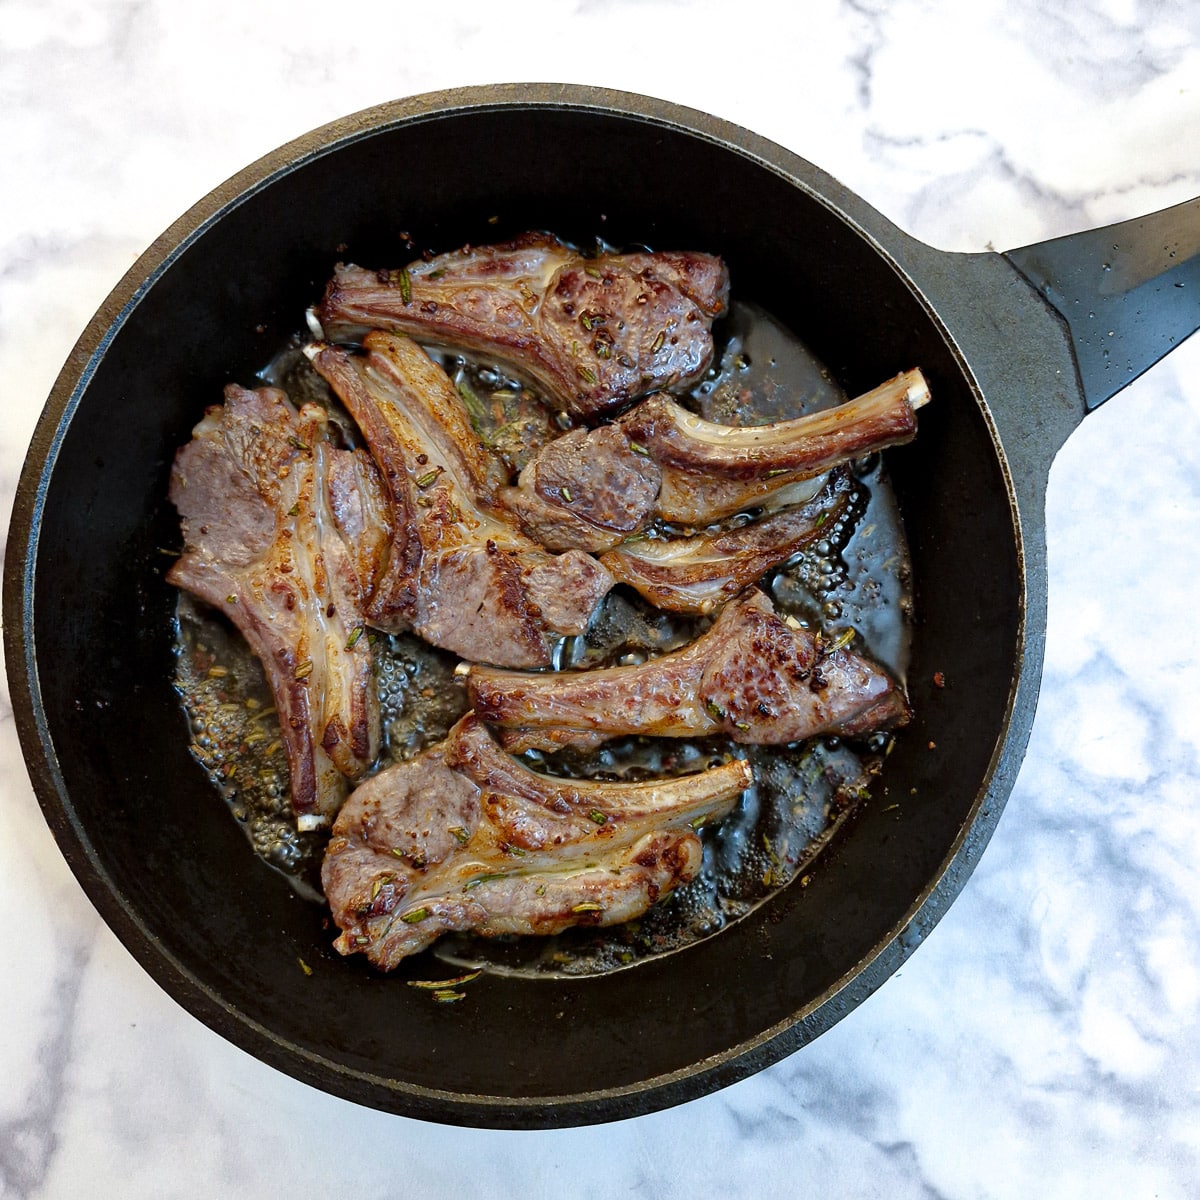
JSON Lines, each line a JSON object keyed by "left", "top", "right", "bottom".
{"left": 468, "top": 588, "right": 910, "bottom": 753}
{"left": 167, "top": 385, "right": 381, "bottom": 828}
{"left": 501, "top": 422, "right": 663, "bottom": 553}
{"left": 598, "top": 470, "right": 855, "bottom": 614}
{"left": 307, "top": 332, "right": 613, "bottom": 668}
{"left": 504, "top": 368, "right": 929, "bottom": 549}
{"left": 315, "top": 232, "right": 730, "bottom": 421}
{"left": 321, "top": 715, "right": 752, "bottom": 968}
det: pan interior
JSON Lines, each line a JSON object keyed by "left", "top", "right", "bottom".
{"left": 21, "top": 102, "right": 1019, "bottom": 1119}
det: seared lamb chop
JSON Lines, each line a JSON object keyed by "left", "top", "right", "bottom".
{"left": 315, "top": 233, "right": 730, "bottom": 421}
{"left": 168, "top": 385, "right": 381, "bottom": 827}
{"left": 468, "top": 589, "right": 909, "bottom": 753}
{"left": 629, "top": 368, "right": 929, "bottom": 524}
{"left": 307, "top": 332, "right": 612, "bottom": 668}
{"left": 599, "top": 470, "right": 855, "bottom": 614}
{"left": 321, "top": 715, "right": 752, "bottom": 968}
{"left": 505, "top": 368, "right": 929, "bottom": 549}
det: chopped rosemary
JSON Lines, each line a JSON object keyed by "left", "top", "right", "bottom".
{"left": 650, "top": 329, "right": 665, "bottom": 354}
{"left": 400, "top": 907, "right": 430, "bottom": 924}
{"left": 287, "top": 436, "right": 310, "bottom": 453}
{"left": 705, "top": 699, "right": 726, "bottom": 721}
{"left": 294, "top": 659, "right": 313, "bottom": 680}
{"left": 571, "top": 902, "right": 603, "bottom": 913}
{"left": 397, "top": 267, "right": 412, "bottom": 304}
{"left": 628, "top": 440, "right": 650, "bottom": 456}
{"left": 448, "top": 825, "right": 470, "bottom": 844}
{"left": 560, "top": 486, "right": 574, "bottom": 503}
{"left": 584, "top": 265, "right": 602, "bottom": 279}
{"left": 345, "top": 625, "right": 365, "bottom": 650}
{"left": 587, "top": 809, "right": 608, "bottom": 826}
{"left": 455, "top": 378, "right": 492, "bottom": 436}
{"left": 297, "top": 957, "right": 313, "bottom": 976}
{"left": 432, "top": 990, "right": 466, "bottom": 1004}
{"left": 463, "top": 871, "right": 514, "bottom": 891}
{"left": 415, "top": 467, "right": 442, "bottom": 489}
{"left": 827, "top": 628, "right": 856, "bottom": 652}
{"left": 407, "top": 971, "right": 481, "bottom": 990}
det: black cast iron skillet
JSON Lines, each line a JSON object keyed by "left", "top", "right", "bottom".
{"left": 5, "top": 85, "right": 1198, "bottom": 1128}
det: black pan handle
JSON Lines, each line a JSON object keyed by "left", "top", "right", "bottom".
{"left": 1004, "top": 197, "right": 1199, "bottom": 411}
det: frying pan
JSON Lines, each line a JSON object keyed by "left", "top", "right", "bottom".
{"left": 4, "top": 84, "right": 1197, "bottom": 1128}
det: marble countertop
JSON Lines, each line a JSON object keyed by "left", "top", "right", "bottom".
{"left": 3, "top": 1, "right": 1199, "bottom": 1196}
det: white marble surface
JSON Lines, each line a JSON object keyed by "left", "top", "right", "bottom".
{"left": 3, "top": 1, "right": 1199, "bottom": 1195}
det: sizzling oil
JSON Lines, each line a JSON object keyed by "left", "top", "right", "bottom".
{"left": 173, "top": 298, "right": 914, "bottom": 978}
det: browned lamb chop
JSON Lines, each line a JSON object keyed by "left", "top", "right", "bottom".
{"left": 167, "top": 385, "right": 381, "bottom": 827}
{"left": 505, "top": 368, "right": 929, "bottom": 550}
{"left": 321, "top": 715, "right": 752, "bottom": 968}
{"left": 467, "top": 589, "right": 909, "bottom": 754}
{"left": 598, "top": 470, "right": 855, "bottom": 614}
{"left": 314, "top": 233, "right": 730, "bottom": 421}
{"left": 626, "top": 368, "right": 929, "bottom": 524}
{"left": 307, "top": 332, "right": 613, "bottom": 668}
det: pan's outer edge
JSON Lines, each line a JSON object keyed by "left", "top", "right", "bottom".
{"left": 3, "top": 83, "right": 1063, "bottom": 1127}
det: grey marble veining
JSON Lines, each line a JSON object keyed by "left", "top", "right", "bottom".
{"left": 3, "top": 1, "right": 1199, "bottom": 1196}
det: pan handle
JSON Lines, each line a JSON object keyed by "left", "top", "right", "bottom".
{"left": 1004, "top": 197, "right": 1199, "bottom": 411}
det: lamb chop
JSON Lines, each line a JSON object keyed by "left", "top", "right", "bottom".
{"left": 314, "top": 232, "right": 730, "bottom": 421}
{"left": 598, "top": 470, "right": 855, "bottom": 614}
{"left": 629, "top": 367, "right": 929, "bottom": 523}
{"left": 306, "top": 332, "right": 613, "bottom": 668}
{"left": 505, "top": 368, "right": 929, "bottom": 550}
{"left": 321, "top": 715, "right": 752, "bottom": 969}
{"left": 467, "top": 588, "right": 910, "bottom": 754}
{"left": 167, "top": 385, "right": 381, "bottom": 828}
